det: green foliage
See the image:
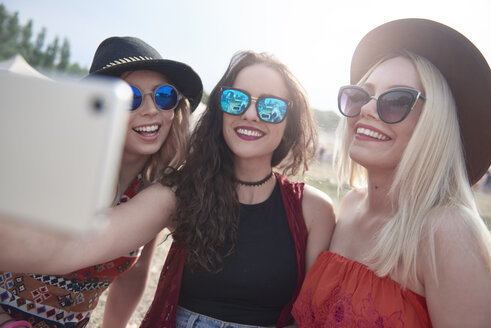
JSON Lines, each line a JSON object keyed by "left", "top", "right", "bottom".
{"left": 0, "top": 6, "right": 20, "bottom": 59}
{"left": 312, "top": 108, "right": 340, "bottom": 133}
{"left": 58, "top": 38, "right": 70, "bottom": 71}
{"left": 0, "top": 4, "right": 88, "bottom": 76}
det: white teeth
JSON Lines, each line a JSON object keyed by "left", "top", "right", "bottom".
{"left": 134, "top": 124, "right": 159, "bottom": 133}
{"left": 356, "top": 127, "right": 389, "bottom": 140}
{"left": 236, "top": 128, "right": 264, "bottom": 137}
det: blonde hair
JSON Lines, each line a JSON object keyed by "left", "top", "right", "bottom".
{"left": 334, "top": 51, "right": 491, "bottom": 286}
{"left": 143, "top": 98, "right": 190, "bottom": 183}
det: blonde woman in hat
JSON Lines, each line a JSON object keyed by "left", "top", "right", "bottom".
{"left": 1, "top": 50, "right": 335, "bottom": 328}
{"left": 0, "top": 36, "right": 202, "bottom": 328}
{"left": 292, "top": 19, "right": 491, "bottom": 327}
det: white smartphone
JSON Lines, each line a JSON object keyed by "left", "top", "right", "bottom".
{"left": 0, "top": 71, "right": 131, "bottom": 234}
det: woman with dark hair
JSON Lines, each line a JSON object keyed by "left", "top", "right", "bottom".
{"left": 139, "top": 50, "right": 335, "bottom": 328}
{"left": 1, "top": 50, "right": 335, "bottom": 328}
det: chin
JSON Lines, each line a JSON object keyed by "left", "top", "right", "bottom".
{"left": 139, "top": 146, "right": 162, "bottom": 156}
{"left": 349, "top": 148, "right": 369, "bottom": 165}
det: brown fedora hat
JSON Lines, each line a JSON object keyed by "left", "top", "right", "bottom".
{"left": 351, "top": 18, "right": 491, "bottom": 185}
{"left": 89, "top": 36, "right": 203, "bottom": 112}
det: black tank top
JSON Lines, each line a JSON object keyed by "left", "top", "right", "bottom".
{"left": 179, "top": 182, "right": 298, "bottom": 326}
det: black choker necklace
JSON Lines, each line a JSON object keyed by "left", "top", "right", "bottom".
{"left": 237, "top": 171, "right": 273, "bottom": 187}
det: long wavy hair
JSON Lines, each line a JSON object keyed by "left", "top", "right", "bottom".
{"left": 168, "top": 51, "right": 318, "bottom": 272}
{"left": 334, "top": 51, "right": 491, "bottom": 286}
{"left": 143, "top": 97, "right": 190, "bottom": 183}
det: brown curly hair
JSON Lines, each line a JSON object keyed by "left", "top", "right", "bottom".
{"left": 167, "top": 51, "right": 317, "bottom": 272}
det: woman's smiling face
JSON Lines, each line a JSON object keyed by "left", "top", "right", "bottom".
{"left": 122, "top": 70, "right": 176, "bottom": 159}
{"left": 347, "top": 56, "right": 425, "bottom": 172}
{"left": 222, "top": 64, "right": 289, "bottom": 163}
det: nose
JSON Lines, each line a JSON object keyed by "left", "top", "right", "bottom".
{"left": 139, "top": 92, "right": 159, "bottom": 115}
{"left": 241, "top": 97, "right": 260, "bottom": 121}
{"left": 360, "top": 96, "right": 379, "bottom": 120}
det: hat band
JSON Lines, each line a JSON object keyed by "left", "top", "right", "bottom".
{"left": 103, "top": 56, "right": 154, "bottom": 69}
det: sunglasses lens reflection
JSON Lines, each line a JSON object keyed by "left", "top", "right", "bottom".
{"left": 130, "top": 85, "right": 142, "bottom": 111}
{"left": 339, "top": 87, "right": 419, "bottom": 123}
{"left": 155, "top": 85, "right": 179, "bottom": 110}
{"left": 257, "top": 98, "right": 287, "bottom": 123}
{"left": 221, "top": 89, "right": 249, "bottom": 115}
{"left": 378, "top": 91, "right": 415, "bottom": 123}
{"left": 338, "top": 87, "right": 368, "bottom": 117}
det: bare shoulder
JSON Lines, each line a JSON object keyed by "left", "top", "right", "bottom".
{"left": 423, "top": 206, "right": 489, "bottom": 256}
{"left": 420, "top": 206, "right": 491, "bottom": 327}
{"left": 302, "top": 184, "right": 334, "bottom": 206}
{"left": 302, "top": 184, "right": 336, "bottom": 230}
{"left": 302, "top": 184, "right": 337, "bottom": 269}
{"left": 418, "top": 207, "right": 489, "bottom": 270}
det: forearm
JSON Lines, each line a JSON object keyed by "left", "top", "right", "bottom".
{"left": 102, "top": 280, "right": 145, "bottom": 328}
{"left": 0, "top": 216, "right": 157, "bottom": 274}
{"left": 102, "top": 237, "right": 160, "bottom": 328}
{"left": 0, "top": 185, "right": 174, "bottom": 274}
{"left": 0, "top": 217, "right": 85, "bottom": 273}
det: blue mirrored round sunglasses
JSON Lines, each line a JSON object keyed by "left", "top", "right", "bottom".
{"left": 129, "top": 84, "right": 182, "bottom": 111}
{"left": 220, "top": 87, "right": 290, "bottom": 124}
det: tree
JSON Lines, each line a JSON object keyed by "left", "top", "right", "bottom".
{"left": 57, "top": 37, "right": 70, "bottom": 71}
{"left": 29, "top": 27, "right": 46, "bottom": 66}
{"left": 19, "top": 19, "right": 33, "bottom": 59}
{"left": 43, "top": 36, "right": 60, "bottom": 69}
{"left": 0, "top": 8, "right": 20, "bottom": 59}
{"left": 66, "top": 62, "right": 88, "bottom": 76}
{"left": 0, "top": 3, "right": 88, "bottom": 76}
{"left": 312, "top": 109, "right": 340, "bottom": 134}
{"left": 0, "top": 4, "right": 9, "bottom": 44}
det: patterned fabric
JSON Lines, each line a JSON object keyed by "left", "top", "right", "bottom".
{"left": 140, "top": 172, "right": 308, "bottom": 328}
{"left": 292, "top": 251, "right": 432, "bottom": 328}
{"left": 0, "top": 174, "right": 144, "bottom": 328}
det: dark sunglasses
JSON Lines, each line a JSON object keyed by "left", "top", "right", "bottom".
{"left": 338, "top": 85, "right": 426, "bottom": 124}
{"left": 129, "top": 84, "right": 182, "bottom": 111}
{"left": 220, "top": 87, "right": 291, "bottom": 124}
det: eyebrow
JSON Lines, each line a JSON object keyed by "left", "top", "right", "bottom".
{"left": 361, "top": 82, "right": 418, "bottom": 94}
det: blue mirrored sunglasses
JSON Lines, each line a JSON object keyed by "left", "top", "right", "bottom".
{"left": 220, "top": 87, "right": 290, "bottom": 124}
{"left": 129, "top": 84, "right": 182, "bottom": 111}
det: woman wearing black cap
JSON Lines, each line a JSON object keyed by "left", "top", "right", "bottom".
{"left": 292, "top": 19, "right": 491, "bottom": 327}
{"left": 0, "top": 36, "right": 202, "bottom": 328}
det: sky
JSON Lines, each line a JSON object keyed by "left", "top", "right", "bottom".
{"left": 2, "top": 0, "right": 490, "bottom": 112}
